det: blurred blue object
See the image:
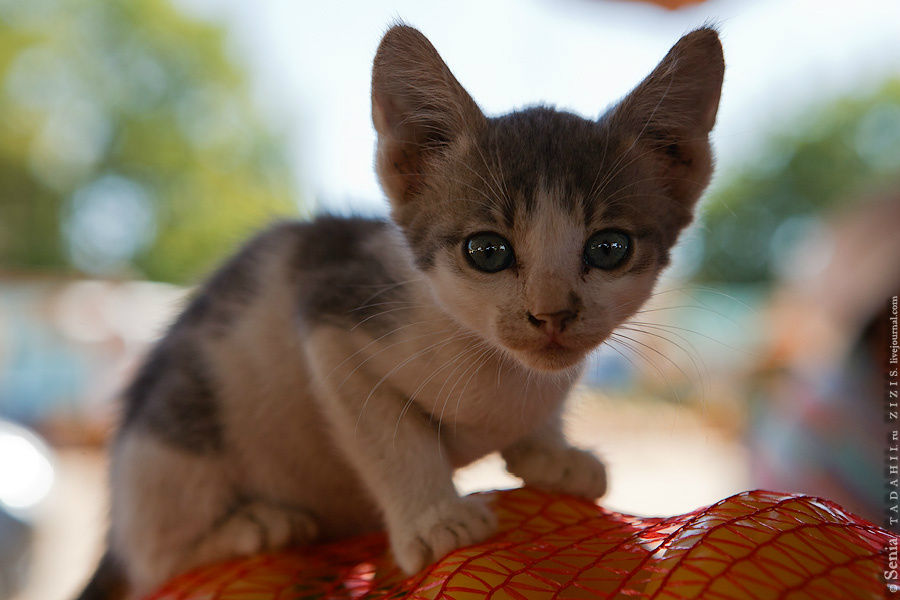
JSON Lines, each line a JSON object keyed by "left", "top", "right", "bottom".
{"left": 0, "top": 284, "right": 87, "bottom": 424}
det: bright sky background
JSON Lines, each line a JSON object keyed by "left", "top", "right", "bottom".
{"left": 177, "top": 0, "right": 900, "bottom": 214}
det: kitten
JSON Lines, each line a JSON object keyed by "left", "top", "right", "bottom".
{"left": 76, "top": 24, "right": 724, "bottom": 600}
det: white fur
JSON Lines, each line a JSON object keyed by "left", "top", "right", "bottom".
{"left": 108, "top": 226, "right": 606, "bottom": 593}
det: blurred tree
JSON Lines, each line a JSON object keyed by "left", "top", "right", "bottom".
{"left": 0, "top": 0, "right": 300, "bottom": 283}
{"left": 696, "top": 79, "right": 900, "bottom": 284}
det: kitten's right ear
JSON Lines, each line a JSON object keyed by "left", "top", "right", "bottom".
{"left": 607, "top": 27, "right": 725, "bottom": 212}
{"left": 372, "top": 24, "right": 485, "bottom": 205}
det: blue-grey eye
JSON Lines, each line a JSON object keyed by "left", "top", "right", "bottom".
{"left": 584, "top": 230, "right": 631, "bottom": 270}
{"left": 464, "top": 232, "right": 514, "bottom": 273}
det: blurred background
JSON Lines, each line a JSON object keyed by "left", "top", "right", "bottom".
{"left": 0, "top": 0, "right": 898, "bottom": 598}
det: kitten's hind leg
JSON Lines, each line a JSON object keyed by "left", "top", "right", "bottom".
{"left": 188, "top": 500, "right": 318, "bottom": 561}
{"left": 111, "top": 433, "right": 317, "bottom": 595}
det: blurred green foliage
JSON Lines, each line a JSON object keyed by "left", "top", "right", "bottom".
{"left": 696, "top": 78, "right": 900, "bottom": 284}
{"left": 0, "top": 0, "right": 300, "bottom": 283}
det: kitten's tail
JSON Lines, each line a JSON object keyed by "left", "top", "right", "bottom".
{"left": 74, "top": 550, "right": 128, "bottom": 600}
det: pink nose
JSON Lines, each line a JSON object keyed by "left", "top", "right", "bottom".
{"left": 527, "top": 309, "right": 577, "bottom": 335}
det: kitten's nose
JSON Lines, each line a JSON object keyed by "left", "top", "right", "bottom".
{"left": 527, "top": 309, "right": 577, "bottom": 335}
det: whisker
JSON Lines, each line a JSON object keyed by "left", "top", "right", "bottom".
{"left": 393, "top": 333, "right": 485, "bottom": 444}
{"left": 451, "top": 345, "right": 497, "bottom": 436}
{"left": 681, "top": 285, "right": 759, "bottom": 316}
{"left": 434, "top": 341, "right": 492, "bottom": 453}
{"left": 469, "top": 145, "right": 508, "bottom": 206}
{"left": 336, "top": 322, "right": 454, "bottom": 390}
{"left": 616, "top": 325, "right": 707, "bottom": 398}
{"left": 324, "top": 317, "right": 449, "bottom": 384}
{"left": 610, "top": 330, "right": 693, "bottom": 385}
{"left": 625, "top": 320, "right": 752, "bottom": 355}
{"left": 356, "top": 277, "right": 424, "bottom": 304}
{"left": 347, "top": 299, "right": 427, "bottom": 314}
{"left": 350, "top": 305, "right": 424, "bottom": 331}
{"left": 598, "top": 339, "right": 648, "bottom": 383}
{"left": 607, "top": 333, "right": 682, "bottom": 404}
{"left": 359, "top": 331, "right": 475, "bottom": 433}
{"left": 633, "top": 301, "right": 740, "bottom": 328}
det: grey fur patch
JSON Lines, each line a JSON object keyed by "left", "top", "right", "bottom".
{"left": 180, "top": 222, "right": 299, "bottom": 338}
{"left": 405, "top": 221, "right": 464, "bottom": 271}
{"left": 290, "top": 216, "right": 409, "bottom": 335}
{"left": 122, "top": 337, "right": 223, "bottom": 454}
{"left": 480, "top": 107, "right": 616, "bottom": 221}
{"left": 118, "top": 222, "right": 310, "bottom": 453}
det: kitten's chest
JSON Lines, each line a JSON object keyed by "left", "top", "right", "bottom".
{"left": 434, "top": 377, "right": 565, "bottom": 464}
{"left": 364, "top": 328, "right": 574, "bottom": 460}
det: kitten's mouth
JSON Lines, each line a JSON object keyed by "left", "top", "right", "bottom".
{"left": 498, "top": 330, "right": 609, "bottom": 372}
{"left": 515, "top": 340, "right": 587, "bottom": 372}
{"left": 494, "top": 323, "right": 611, "bottom": 371}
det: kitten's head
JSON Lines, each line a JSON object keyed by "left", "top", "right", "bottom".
{"left": 371, "top": 24, "right": 724, "bottom": 372}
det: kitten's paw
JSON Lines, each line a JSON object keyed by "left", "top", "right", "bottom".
{"left": 226, "top": 502, "right": 318, "bottom": 555}
{"left": 391, "top": 496, "right": 497, "bottom": 574}
{"left": 506, "top": 446, "right": 607, "bottom": 500}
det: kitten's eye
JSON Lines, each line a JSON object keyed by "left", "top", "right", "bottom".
{"left": 584, "top": 230, "right": 631, "bottom": 270}
{"left": 464, "top": 232, "right": 514, "bottom": 273}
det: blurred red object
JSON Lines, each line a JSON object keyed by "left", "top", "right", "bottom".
{"left": 146, "top": 487, "right": 892, "bottom": 600}
{"left": 612, "top": 0, "right": 708, "bottom": 9}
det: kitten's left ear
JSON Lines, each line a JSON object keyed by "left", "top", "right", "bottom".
{"left": 372, "top": 24, "right": 485, "bottom": 205}
{"left": 608, "top": 27, "right": 725, "bottom": 210}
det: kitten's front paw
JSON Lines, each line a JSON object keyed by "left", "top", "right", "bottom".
{"left": 390, "top": 496, "right": 498, "bottom": 574}
{"left": 505, "top": 446, "right": 607, "bottom": 500}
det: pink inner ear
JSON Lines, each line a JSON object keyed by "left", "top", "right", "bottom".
{"left": 374, "top": 123, "right": 423, "bottom": 205}
{"left": 372, "top": 91, "right": 403, "bottom": 138}
{"left": 371, "top": 95, "right": 389, "bottom": 135}
{"left": 700, "top": 100, "right": 720, "bottom": 135}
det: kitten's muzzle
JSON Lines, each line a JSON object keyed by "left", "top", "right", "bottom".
{"left": 526, "top": 309, "right": 577, "bottom": 337}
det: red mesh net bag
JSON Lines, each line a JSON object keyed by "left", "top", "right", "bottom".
{"left": 146, "top": 488, "right": 895, "bottom": 600}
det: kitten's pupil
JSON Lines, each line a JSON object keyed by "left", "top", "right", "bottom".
{"left": 584, "top": 230, "right": 630, "bottom": 270}
{"left": 465, "top": 232, "right": 514, "bottom": 273}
